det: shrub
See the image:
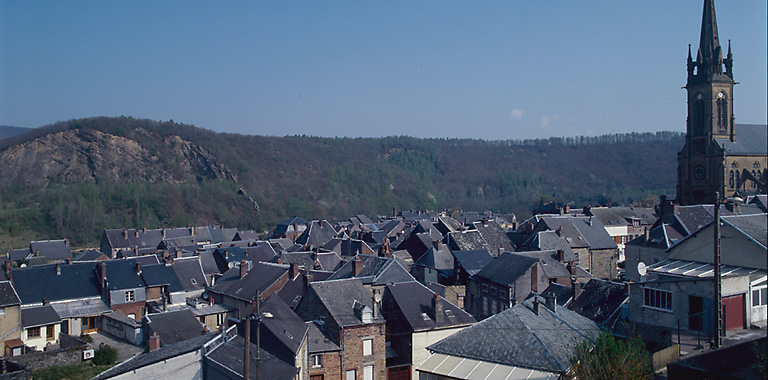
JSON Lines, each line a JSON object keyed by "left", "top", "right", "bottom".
{"left": 92, "top": 343, "right": 118, "bottom": 365}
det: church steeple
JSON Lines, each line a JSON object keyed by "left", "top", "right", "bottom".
{"left": 697, "top": 0, "right": 723, "bottom": 76}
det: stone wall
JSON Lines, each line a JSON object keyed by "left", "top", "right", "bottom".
{"left": 12, "top": 345, "right": 88, "bottom": 372}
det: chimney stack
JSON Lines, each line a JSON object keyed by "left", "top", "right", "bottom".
{"left": 588, "top": 216, "right": 593, "bottom": 226}
{"left": 149, "top": 332, "right": 160, "bottom": 352}
{"left": 136, "top": 262, "right": 142, "bottom": 275}
{"left": 289, "top": 263, "right": 299, "bottom": 279}
{"left": 4, "top": 262, "right": 11, "bottom": 282}
{"left": 530, "top": 263, "right": 538, "bottom": 293}
{"left": 56, "top": 263, "right": 61, "bottom": 276}
{"left": 432, "top": 293, "right": 444, "bottom": 324}
{"left": 240, "top": 260, "right": 248, "bottom": 279}
{"left": 556, "top": 250, "right": 564, "bottom": 263}
{"left": 352, "top": 257, "right": 364, "bottom": 276}
{"left": 532, "top": 298, "right": 540, "bottom": 315}
{"left": 572, "top": 279, "right": 582, "bottom": 300}
{"left": 66, "top": 257, "right": 73, "bottom": 265}
{"left": 544, "top": 292, "right": 556, "bottom": 312}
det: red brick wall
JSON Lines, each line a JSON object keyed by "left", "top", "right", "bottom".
{"left": 111, "top": 302, "right": 144, "bottom": 318}
{"left": 309, "top": 351, "right": 341, "bottom": 380}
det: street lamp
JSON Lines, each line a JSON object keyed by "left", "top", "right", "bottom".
{"left": 243, "top": 292, "right": 273, "bottom": 380}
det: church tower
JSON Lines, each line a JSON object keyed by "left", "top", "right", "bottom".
{"left": 677, "top": 0, "right": 736, "bottom": 205}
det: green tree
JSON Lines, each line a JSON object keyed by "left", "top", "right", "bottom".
{"left": 569, "top": 331, "right": 653, "bottom": 380}
{"left": 93, "top": 343, "right": 118, "bottom": 365}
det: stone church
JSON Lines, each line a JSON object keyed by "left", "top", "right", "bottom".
{"left": 676, "top": 0, "right": 767, "bottom": 205}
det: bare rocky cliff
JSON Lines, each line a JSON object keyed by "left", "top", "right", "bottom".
{"left": 0, "top": 128, "right": 236, "bottom": 187}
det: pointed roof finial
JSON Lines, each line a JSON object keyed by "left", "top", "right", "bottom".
{"left": 698, "top": 0, "right": 722, "bottom": 75}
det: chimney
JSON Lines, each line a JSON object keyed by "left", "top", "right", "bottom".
{"left": 353, "top": 257, "right": 364, "bottom": 276}
{"left": 135, "top": 230, "right": 139, "bottom": 238}
{"left": 556, "top": 250, "right": 564, "bottom": 263}
{"left": 162, "top": 228, "right": 166, "bottom": 238}
{"left": 588, "top": 216, "right": 593, "bottom": 226}
{"left": 289, "top": 263, "right": 299, "bottom": 279}
{"left": 35, "top": 249, "right": 39, "bottom": 257}
{"left": 123, "top": 229, "right": 128, "bottom": 239}
{"left": 572, "top": 279, "right": 582, "bottom": 300}
{"left": 136, "top": 262, "right": 142, "bottom": 275}
{"left": 432, "top": 293, "right": 444, "bottom": 324}
{"left": 149, "top": 332, "right": 160, "bottom": 352}
{"left": 100, "top": 262, "right": 107, "bottom": 282}
{"left": 544, "top": 292, "right": 556, "bottom": 312}
{"left": 191, "top": 226, "right": 196, "bottom": 236}
{"left": 66, "top": 257, "right": 73, "bottom": 265}
{"left": 4, "top": 262, "right": 11, "bottom": 282}
{"left": 530, "top": 263, "right": 538, "bottom": 293}
{"left": 532, "top": 298, "right": 540, "bottom": 315}
{"left": 176, "top": 250, "right": 182, "bottom": 259}
{"left": 210, "top": 274, "right": 216, "bottom": 287}
{"left": 56, "top": 263, "right": 61, "bottom": 276}
{"left": 42, "top": 298, "right": 49, "bottom": 305}
{"left": 64, "top": 239, "right": 69, "bottom": 246}
{"left": 644, "top": 226, "right": 650, "bottom": 242}
{"left": 240, "top": 260, "right": 248, "bottom": 279}
{"left": 556, "top": 226, "right": 563, "bottom": 236}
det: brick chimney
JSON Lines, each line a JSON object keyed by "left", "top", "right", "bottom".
{"left": 532, "top": 298, "right": 540, "bottom": 315}
{"left": 352, "top": 257, "right": 364, "bottom": 276}
{"left": 149, "top": 332, "right": 160, "bottom": 352}
{"left": 66, "top": 257, "right": 73, "bottom": 265}
{"left": 4, "top": 262, "right": 11, "bottom": 282}
{"left": 432, "top": 293, "right": 444, "bottom": 324}
{"left": 572, "top": 278, "right": 582, "bottom": 300}
{"left": 530, "top": 263, "right": 538, "bottom": 293}
{"left": 239, "top": 260, "right": 248, "bottom": 279}
{"left": 136, "top": 262, "right": 142, "bottom": 275}
{"left": 289, "top": 263, "right": 299, "bottom": 279}
{"left": 556, "top": 250, "right": 564, "bottom": 263}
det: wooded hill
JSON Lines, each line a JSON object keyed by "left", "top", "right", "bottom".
{"left": 0, "top": 117, "right": 682, "bottom": 250}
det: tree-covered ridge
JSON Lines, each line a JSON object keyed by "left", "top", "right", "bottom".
{"left": 0, "top": 117, "right": 683, "bottom": 249}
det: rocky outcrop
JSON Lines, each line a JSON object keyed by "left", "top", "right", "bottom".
{"left": 0, "top": 128, "right": 235, "bottom": 187}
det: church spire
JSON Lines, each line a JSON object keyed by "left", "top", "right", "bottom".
{"left": 697, "top": 0, "right": 724, "bottom": 76}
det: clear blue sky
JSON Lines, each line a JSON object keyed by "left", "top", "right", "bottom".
{"left": 1, "top": 1, "right": 765, "bottom": 140}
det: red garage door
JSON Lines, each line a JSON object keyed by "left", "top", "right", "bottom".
{"left": 723, "top": 294, "right": 745, "bottom": 331}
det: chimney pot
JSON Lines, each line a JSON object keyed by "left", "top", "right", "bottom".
{"left": 532, "top": 299, "right": 540, "bottom": 315}
{"left": 149, "top": 332, "right": 161, "bottom": 352}
{"left": 544, "top": 292, "right": 556, "bottom": 312}
{"left": 572, "top": 279, "right": 582, "bottom": 300}
{"left": 432, "top": 293, "right": 444, "bottom": 324}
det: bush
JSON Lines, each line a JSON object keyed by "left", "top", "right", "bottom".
{"left": 93, "top": 343, "right": 118, "bottom": 365}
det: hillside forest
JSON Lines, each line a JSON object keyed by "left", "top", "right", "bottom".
{"left": 0, "top": 117, "right": 683, "bottom": 250}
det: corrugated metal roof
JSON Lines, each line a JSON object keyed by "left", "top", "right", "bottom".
{"left": 416, "top": 353, "right": 558, "bottom": 380}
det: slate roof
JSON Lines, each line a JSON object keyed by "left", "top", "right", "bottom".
{"left": 452, "top": 250, "right": 494, "bottom": 277}
{"left": 12, "top": 262, "right": 101, "bottom": 305}
{"left": 205, "top": 335, "right": 299, "bottom": 380}
{"left": 92, "top": 332, "right": 216, "bottom": 380}
{"left": 315, "top": 252, "right": 342, "bottom": 272}
{"left": 305, "top": 321, "right": 340, "bottom": 353}
{"left": 29, "top": 240, "right": 72, "bottom": 261}
{"left": 475, "top": 253, "right": 538, "bottom": 286}
{"left": 197, "top": 249, "right": 219, "bottom": 277}
{"left": 210, "top": 262, "right": 288, "bottom": 302}
{"left": 309, "top": 278, "right": 384, "bottom": 327}
{"left": 295, "top": 220, "right": 339, "bottom": 249}
{"left": 170, "top": 257, "right": 209, "bottom": 291}
{"left": 102, "top": 260, "right": 145, "bottom": 291}
{"left": 538, "top": 216, "right": 617, "bottom": 250}
{"left": 448, "top": 230, "right": 494, "bottom": 256}
{"left": 626, "top": 224, "right": 683, "bottom": 250}
{"left": 584, "top": 207, "right": 645, "bottom": 227}
{"left": 327, "top": 254, "right": 415, "bottom": 286}
{"left": 273, "top": 252, "right": 316, "bottom": 269}
{"left": 384, "top": 281, "right": 475, "bottom": 332}
{"left": 141, "top": 264, "right": 184, "bottom": 293}
{"left": 427, "top": 296, "right": 600, "bottom": 373}
{"left": 541, "top": 283, "right": 573, "bottom": 306}
{"left": 473, "top": 220, "right": 515, "bottom": 253}
{"left": 145, "top": 309, "right": 207, "bottom": 345}
{"left": 516, "top": 250, "right": 571, "bottom": 280}
{"left": 715, "top": 124, "right": 768, "bottom": 155}
{"left": 568, "top": 279, "right": 628, "bottom": 325}
{"left": 414, "top": 245, "right": 454, "bottom": 271}
{"left": 243, "top": 242, "right": 277, "bottom": 263}
{"left": 523, "top": 231, "right": 578, "bottom": 262}
{"left": 274, "top": 216, "right": 309, "bottom": 235}
{"left": 73, "top": 249, "right": 108, "bottom": 262}
{"left": 722, "top": 214, "right": 767, "bottom": 248}
{"left": 21, "top": 305, "right": 60, "bottom": 328}
{"left": 260, "top": 295, "right": 308, "bottom": 357}
{"left": 0, "top": 281, "right": 20, "bottom": 307}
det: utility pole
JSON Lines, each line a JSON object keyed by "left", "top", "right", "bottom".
{"left": 714, "top": 192, "right": 722, "bottom": 348}
{"left": 244, "top": 299, "right": 253, "bottom": 380}
{"left": 256, "top": 292, "right": 262, "bottom": 380}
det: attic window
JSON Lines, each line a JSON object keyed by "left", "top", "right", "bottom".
{"left": 283, "top": 330, "right": 294, "bottom": 340}
{"left": 421, "top": 313, "right": 430, "bottom": 321}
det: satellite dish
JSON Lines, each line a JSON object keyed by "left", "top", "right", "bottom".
{"left": 637, "top": 262, "right": 647, "bottom": 277}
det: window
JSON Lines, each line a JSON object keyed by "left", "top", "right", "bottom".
{"left": 363, "top": 338, "right": 372, "bottom": 356}
{"left": 363, "top": 365, "right": 374, "bottom": 380}
{"left": 28, "top": 327, "right": 40, "bottom": 338}
{"left": 729, "top": 171, "right": 735, "bottom": 188}
{"left": 753, "top": 288, "right": 768, "bottom": 307}
{"left": 46, "top": 325, "right": 55, "bottom": 341}
{"left": 644, "top": 288, "right": 672, "bottom": 311}
{"left": 311, "top": 354, "right": 323, "bottom": 368}
{"left": 481, "top": 284, "right": 489, "bottom": 294}
{"left": 0, "top": 307, "right": 5, "bottom": 315}
{"left": 125, "top": 290, "right": 135, "bottom": 302}
{"left": 346, "top": 370, "right": 356, "bottom": 380}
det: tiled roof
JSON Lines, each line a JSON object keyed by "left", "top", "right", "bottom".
{"left": 309, "top": 278, "right": 383, "bottom": 327}
{"left": 170, "top": 257, "right": 209, "bottom": 291}
{"left": 328, "top": 254, "right": 415, "bottom": 286}
{"left": 427, "top": 296, "right": 600, "bottom": 373}
{"left": 305, "top": 321, "right": 340, "bottom": 353}
{"left": 141, "top": 264, "right": 184, "bottom": 293}
{"left": 568, "top": 279, "right": 627, "bottom": 325}
{"left": 260, "top": 295, "right": 308, "bottom": 356}
{"left": 210, "top": 262, "right": 287, "bottom": 302}
{"left": 516, "top": 250, "right": 571, "bottom": 279}
{"left": 205, "top": 335, "right": 299, "bottom": 380}
{"left": 0, "top": 281, "right": 20, "bottom": 307}
{"left": 29, "top": 240, "right": 72, "bottom": 261}
{"left": 452, "top": 250, "right": 493, "bottom": 277}
{"left": 21, "top": 305, "right": 60, "bottom": 328}
{"left": 716, "top": 124, "right": 768, "bottom": 155}
{"left": 12, "top": 262, "right": 101, "bottom": 305}
{"left": 723, "top": 214, "right": 767, "bottom": 248}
